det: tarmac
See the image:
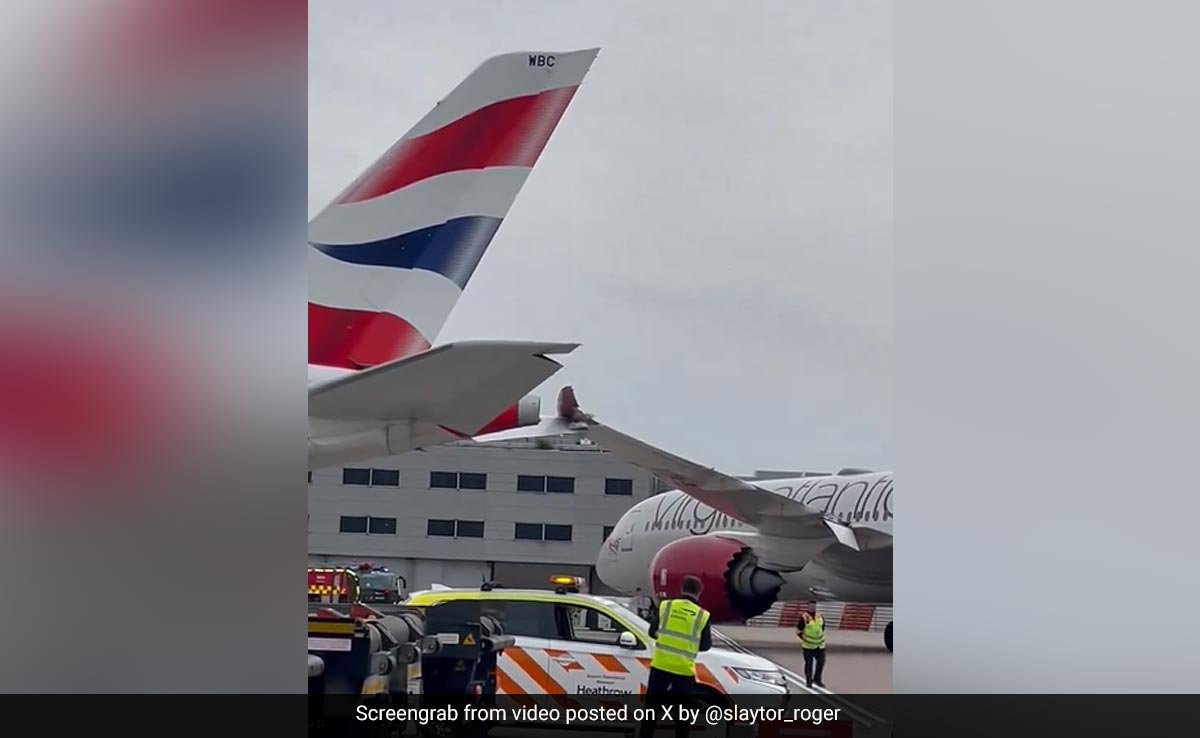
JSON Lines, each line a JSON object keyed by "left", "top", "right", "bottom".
{"left": 443, "top": 627, "right": 892, "bottom": 738}
{"left": 714, "top": 626, "right": 892, "bottom": 695}
{"left": 712, "top": 625, "right": 894, "bottom": 732}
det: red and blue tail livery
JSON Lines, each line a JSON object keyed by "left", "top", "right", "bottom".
{"left": 308, "top": 50, "right": 597, "bottom": 469}
{"left": 309, "top": 49, "right": 599, "bottom": 369}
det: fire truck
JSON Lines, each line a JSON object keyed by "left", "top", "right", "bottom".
{"left": 308, "top": 566, "right": 359, "bottom": 604}
{"left": 307, "top": 563, "right": 407, "bottom": 605}
{"left": 354, "top": 563, "right": 407, "bottom": 605}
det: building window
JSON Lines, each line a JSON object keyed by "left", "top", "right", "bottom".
{"left": 427, "top": 519, "right": 484, "bottom": 538}
{"left": 430, "top": 471, "right": 458, "bottom": 489}
{"left": 546, "top": 476, "right": 575, "bottom": 494}
{"left": 544, "top": 524, "right": 573, "bottom": 542}
{"left": 371, "top": 469, "right": 400, "bottom": 487}
{"left": 368, "top": 516, "right": 397, "bottom": 534}
{"left": 514, "top": 523, "right": 574, "bottom": 541}
{"left": 429, "top": 472, "right": 487, "bottom": 490}
{"left": 427, "top": 519, "right": 455, "bottom": 537}
{"left": 308, "top": 471, "right": 312, "bottom": 484}
{"left": 604, "top": 478, "right": 633, "bottom": 495}
{"left": 517, "top": 475, "right": 546, "bottom": 493}
{"left": 603, "top": 525, "right": 615, "bottom": 540}
{"left": 514, "top": 522, "right": 543, "bottom": 540}
{"left": 456, "top": 520, "right": 485, "bottom": 538}
{"left": 459, "top": 472, "right": 487, "bottom": 490}
{"left": 343, "top": 468, "right": 371, "bottom": 486}
{"left": 339, "top": 516, "right": 368, "bottom": 533}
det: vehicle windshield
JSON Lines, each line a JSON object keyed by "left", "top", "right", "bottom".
{"left": 595, "top": 597, "right": 651, "bottom": 633}
{"left": 358, "top": 573, "right": 396, "bottom": 590}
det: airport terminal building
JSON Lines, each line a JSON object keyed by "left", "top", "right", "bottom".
{"left": 307, "top": 437, "right": 665, "bottom": 593}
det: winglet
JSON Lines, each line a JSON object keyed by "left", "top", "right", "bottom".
{"left": 557, "top": 385, "right": 593, "bottom": 422}
{"left": 557, "top": 385, "right": 579, "bottom": 419}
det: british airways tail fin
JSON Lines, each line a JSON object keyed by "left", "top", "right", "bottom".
{"left": 308, "top": 49, "right": 600, "bottom": 369}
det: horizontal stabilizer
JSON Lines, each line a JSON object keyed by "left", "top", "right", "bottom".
{"left": 309, "top": 341, "right": 577, "bottom": 435}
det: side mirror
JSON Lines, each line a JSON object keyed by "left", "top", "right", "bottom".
{"left": 618, "top": 631, "right": 640, "bottom": 649}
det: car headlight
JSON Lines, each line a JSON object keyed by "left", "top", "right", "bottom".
{"left": 730, "top": 667, "right": 787, "bottom": 688}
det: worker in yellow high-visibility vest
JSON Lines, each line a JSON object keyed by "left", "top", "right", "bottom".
{"left": 796, "top": 600, "right": 827, "bottom": 688}
{"left": 637, "top": 575, "right": 712, "bottom": 738}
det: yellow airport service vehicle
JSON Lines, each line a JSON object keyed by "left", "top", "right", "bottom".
{"left": 405, "top": 578, "right": 789, "bottom": 704}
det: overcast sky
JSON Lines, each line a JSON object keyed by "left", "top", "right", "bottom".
{"left": 310, "top": 1, "right": 892, "bottom": 474}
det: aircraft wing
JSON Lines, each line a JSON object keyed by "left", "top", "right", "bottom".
{"left": 309, "top": 341, "right": 577, "bottom": 435}
{"left": 558, "top": 387, "right": 859, "bottom": 549}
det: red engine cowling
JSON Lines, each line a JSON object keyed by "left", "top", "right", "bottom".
{"left": 473, "top": 395, "right": 541, "bottom": 435}
{"left": 649, "top": 536, "right": 786, "bottom": 623}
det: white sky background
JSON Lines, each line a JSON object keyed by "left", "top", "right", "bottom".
{"left": 309, "top": 1, "right": 893, "bottom": 474}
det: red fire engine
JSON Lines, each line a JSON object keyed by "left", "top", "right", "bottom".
{"left": 307, "top": 566, "right": 359, "bottom": 604}
{"left": 307, "top": 562, "right": 407, "bottom": 604}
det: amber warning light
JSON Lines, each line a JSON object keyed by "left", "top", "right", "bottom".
{"left": 549, "top": 575, "right": 586, "bottom": 593}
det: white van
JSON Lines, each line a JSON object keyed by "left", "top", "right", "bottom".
{"left": 406, "top": 587, "right": 790, "bottom": 702}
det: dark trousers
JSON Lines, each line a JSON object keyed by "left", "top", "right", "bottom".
{"left": 637, "top": 667, "right": 695, "bottom": 738}
{"left": 803, "top": 647, "right": 826, "bottom": 685}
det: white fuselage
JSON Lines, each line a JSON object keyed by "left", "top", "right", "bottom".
{"left": 597, "top": 473, "right": 894, "bottom": 603}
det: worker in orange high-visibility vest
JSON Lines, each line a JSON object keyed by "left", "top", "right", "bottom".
{"left": 796, "top": 600, "right": 827, "bottom": 688}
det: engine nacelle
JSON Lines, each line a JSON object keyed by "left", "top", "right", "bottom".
{"left": 649, "top": 536, "right": 786, "bottom": 623}
{"left": 474, "top": 395, "right": 541, "bottom": 435}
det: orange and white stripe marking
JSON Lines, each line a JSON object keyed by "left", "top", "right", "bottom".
{"left": 493, "top": 646, "right": 741, "bottom": 702}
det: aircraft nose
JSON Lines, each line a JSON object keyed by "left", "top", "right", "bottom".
{"left": 596, "top": 531, "right": 619, "bottom": 588}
